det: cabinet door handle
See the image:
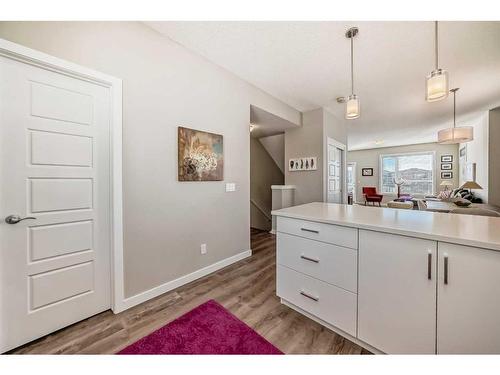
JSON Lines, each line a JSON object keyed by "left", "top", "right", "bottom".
{"left": 427, "top": 251, "right": 432, "bottom": 280}
{"left": 300, "top": 255, "right": 320, "bottom": 263}
{"left": 444, "top": 255, "right": 449, "bottom": 285}
{"left": 300, "top": 228, "right": 319, "bottom": 234}
{"left": 300, "top": 291, "right": 319, "bottom": 302}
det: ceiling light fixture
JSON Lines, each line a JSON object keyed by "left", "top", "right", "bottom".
{"left": 426, "top": 21, "right": 449, "bottom": 102}
{"left": 345, "top": 27, "right": 360, "bottom": 120}
{"left": 438, "top": 88, "right": 473, "bottom": 144}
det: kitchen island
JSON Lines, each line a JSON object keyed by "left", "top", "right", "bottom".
{"left": 272, "top": 202, "right": 500, "bottom": 354}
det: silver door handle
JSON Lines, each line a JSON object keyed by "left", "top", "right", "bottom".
{"left": 444, "top": 254, "right": 449, "bottom": 285}
{"left": 428, "top": 251, "right": 432, "bottom": 280}
{"left": 5, "top": 215, "right": 37, "bottom": 224}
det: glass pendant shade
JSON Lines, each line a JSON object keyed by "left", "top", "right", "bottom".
{"left": 426, "top": 69, "right": 449, "bottom": 102}
{"left": 438, "top": 126, "right": 473, "bottom": 144}
{"left": 345, "top": 94, "right": 360, "bottom": 120}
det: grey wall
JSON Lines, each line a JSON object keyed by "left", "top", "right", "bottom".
{"left": 284, "top": 108, "right": 347, "bottom": 205}
{"left": 348, "top": 142, "right": 459, "bottom": 204}
{"left": 459, "top": 112, "right": 489, "bottom": 202}
{"left": 489, "top": 107, "right": 500, "bottom": 207}
{"left": 284, "top": 108, "right": 324, "bottom": 205}
{"left": 0, "top": 22, "right": 301, "bottom": 298}
{"left": 250, "top": 137, "right": 283, "bottom": 231}
{"left": 323, "top": 108, "right": 347, "bottom": 146}
{"left": 258, "top": 133, "right": 285, "bottom": 173}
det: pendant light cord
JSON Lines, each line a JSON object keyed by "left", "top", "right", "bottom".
{"left": 453, "top": 89, "right": 456, "bottom": 128}
{"left": 435, "top": 21, "right": 439, "bottom": 70}
{"left": 351, "top": 35, "right": 354, "bottom": 95}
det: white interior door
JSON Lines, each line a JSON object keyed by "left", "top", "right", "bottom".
{"left": 327, "top": 143, "right": 343, "bottom": 203}
{"left": 347, "top": 162, "right": 356, "bottom": 202}
{"left": 0, "top": 54, "right": 111, "bottom": 352}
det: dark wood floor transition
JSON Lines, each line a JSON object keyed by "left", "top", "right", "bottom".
{"left": 9, "top": 228, "right": 369, "bottom": 354}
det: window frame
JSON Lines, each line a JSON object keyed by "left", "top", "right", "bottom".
{"left": 378, "top": 151, "right": 436, "bottom": 196}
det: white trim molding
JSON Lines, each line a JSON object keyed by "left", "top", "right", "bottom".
{"left": 0, "top": 38, "right": 126, "bottom": 314}
{"left": 119, "top": 250, "right": 252, "bottom": 312}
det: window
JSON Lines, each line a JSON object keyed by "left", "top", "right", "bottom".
{"left": 380, "top": 152, "right": 435, "bottom": 195}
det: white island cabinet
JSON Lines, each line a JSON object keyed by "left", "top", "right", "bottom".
{"left": 272, "top": 202, "right": 500, "bottom": 354}
{"left": 437, "top": 243, "right": 500, "bottom": 354}
{"left": 358, "top": 230, "right": 437, "bottom": 354}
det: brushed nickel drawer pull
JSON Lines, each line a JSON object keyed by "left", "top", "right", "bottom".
{"left": 300, "top": 255, "right": 320, "bottom": 263}
{"left": 428, "top": 251, "right": 432, "bottom": 280}
{"left": 300, "top": 228, "right": 319, "bottom": 234}
{"left": 300, "top": 291, "right": 319, "bottom": 302}
{"left": 444, "top": 255, "right": 449, "bottom": 285}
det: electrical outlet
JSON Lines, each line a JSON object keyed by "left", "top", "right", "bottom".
{"left": 200, "top": 243, "right": 207, "bottom": 255}
{"left": 225, "top": 183, "right": 236, "bottom": 192}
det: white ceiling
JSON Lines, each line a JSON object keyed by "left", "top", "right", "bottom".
{"left": 146, "top": 21, "right": 500, "bottom": 150}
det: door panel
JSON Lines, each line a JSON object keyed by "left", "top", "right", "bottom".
{"left": 30, "top": 130, "right": 93, "bottom": 167}
{"left": 30, "top": 261, "right": 94, "bottom": 310}
{"left": 30, "top": 81, "right": 93, "bottom": 125}
{"left": 327, "top": 143, "right": 343, "bottom": 203}
{"left": 437, "top": 243, "right": 500, "bottom": 354}
{"left": 29, "top": 220, "right": 93, "bottom": 261}
{"left": 358, "top": 230, "right": 437, "bottom": 354}
{"left": 29, "top": 178, "right": 93, "bottom": 212}
{"left": 0, "top": 55, "right": 111, "bottom": 352}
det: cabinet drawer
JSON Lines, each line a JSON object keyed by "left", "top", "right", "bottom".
{"left": 277, "top": 216, "right": 358, "bottom": 249}
{"left": 277, "top": 265, "right": 357, "bottom": 336}
{"left": 277, "top": 232, "right": 357, "bottom": 292}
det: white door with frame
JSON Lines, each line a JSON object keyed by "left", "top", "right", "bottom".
{"left": 327, "top": 140, "right": 345, "bottom": 204}
{"left": 347, "top": 162, "right": 356, "bottom": 202}
{"left": 0, "top": 52, "right": 112, "bottom": 352}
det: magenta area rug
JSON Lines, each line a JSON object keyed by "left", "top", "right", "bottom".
{"left": 118, "top": 299, "right": 283, "bottom": 355}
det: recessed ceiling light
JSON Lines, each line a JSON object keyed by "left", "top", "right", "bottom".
{"left": 374, "top": 140, "right": 384, "bottom": 145}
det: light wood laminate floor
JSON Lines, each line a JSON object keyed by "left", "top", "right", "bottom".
{"left": 9, "top": 228, "right": 369, "bottom": 354}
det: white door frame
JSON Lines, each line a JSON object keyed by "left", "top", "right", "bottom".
{"left": 323, "top": 137, "right": 347, "bottom": 204}
{"left": 0, "top": 38, "right": 126, "bottom": 313}
{"left": 347, "top": 161, "right": 357, "bottom": 202}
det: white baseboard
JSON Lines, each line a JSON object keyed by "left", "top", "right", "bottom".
{"left": 116, "top": 249, "right": 252, "bottom": 312}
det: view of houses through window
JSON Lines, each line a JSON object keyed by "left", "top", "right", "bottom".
{"left": 380, "top": 152, "right": 434, "bottom": 195}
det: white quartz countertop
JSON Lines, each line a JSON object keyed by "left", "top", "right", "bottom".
{"left": 272, "top": 202, "right": 500, "bottom": 251}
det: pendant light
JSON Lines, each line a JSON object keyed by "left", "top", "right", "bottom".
{"left": 438, "top": 88, "right": 473, "bottom": 144}
{"left": 426, "top": 21, "right": 449, "bottom": 102}
{"left": 345, "top": 27, "right": 360, "bottom": 119}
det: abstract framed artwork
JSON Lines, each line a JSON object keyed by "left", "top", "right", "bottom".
{"left": 441, "top": 171, "right": 453, "bottom": 179}
{"left": 441, "top": 163, "right": 452, "bottom": 170}
{"left": 289, "top": 157, "right": 317, "bottom": 171}
{"left": 441, "top": 155, "right": 453, "bottom": 163}
{"left": 178, "top": 127, "right": 223, "bottom": 181}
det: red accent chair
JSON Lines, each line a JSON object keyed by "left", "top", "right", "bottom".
{"left": 362, "top": 187, "right": 383, "bottom": 206}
